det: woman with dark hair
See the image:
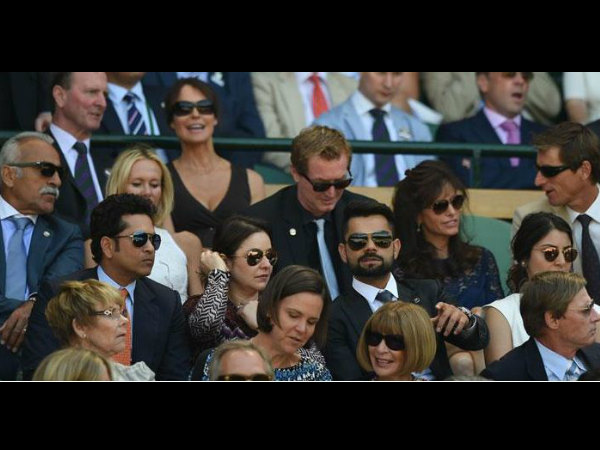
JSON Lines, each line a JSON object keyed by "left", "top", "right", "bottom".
{"left": 164, "top": 78, "right": 265, "bottom": 247}
{"left": 184, "top": 215, "right": 276, "bottom": 357}
{"left": 482, "top": 212, "right": 581, "bottom": 365}
{"left": 192, "top": 265, "right": 332, "bottom": 381}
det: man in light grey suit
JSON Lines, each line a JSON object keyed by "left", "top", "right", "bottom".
{"left": 314, "top": 72, "right": 433, "bottom": 187}
{"left": 252, "top": 72, "right": 357, "bottom": 172}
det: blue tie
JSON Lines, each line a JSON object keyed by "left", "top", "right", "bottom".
{"left": 564, "top": 360, "right": 580, "bottom": 381}
{"left": 376, "top": 290, "right": 395, "bottom": 304}
{"left": 5, "top": 217, "right": 30, "bottom": 300}
{"left": 124, "top": 92, "right": 148, "bottom": 136}
{"left": 370, "top": 108, "right": 399, "bottom": 186}
{"left": 314, "top": 218, "right": 339, "bottom": 300}
{"left": 73, "top": 142, "right": 99, "bottom": 222}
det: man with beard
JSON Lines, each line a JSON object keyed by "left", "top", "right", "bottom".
{"left": 0, "top": 132, "right": 83, "bottom": 380}
{"left": 326, "top": 199, "right": 489, "bottom": 380}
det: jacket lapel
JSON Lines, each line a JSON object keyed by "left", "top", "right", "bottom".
{"left": 524, "top": 338, "right": 549, "bottom": 380}
{"left": 279, "top": 72, "right": 306, "bottom": 135}
{"left": 132, "top": 278, "right": 159, "bottom": 365}
{"left": 26, "top": 216, "right": 52, "bottom": 292}
{"left": 280, "top": 186, "right": 310, "bottom": 266}
{"left": 341, "top": 101, "right": 368, "bottom": 140}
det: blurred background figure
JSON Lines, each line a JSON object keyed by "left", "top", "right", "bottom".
{"left": 33, "top": 347, "right": 113, "bottom": 381}
{"left": 356, "top": 301, "right": 436, "bottom": 381}
{"left": 0, "top": 72, "right": 52, "bottom": 132}
{"left": 208, "top": 340, "right": 274, "bottom": 381}
{"left": 563, "top": 72, "right": 600, "bottom": 124}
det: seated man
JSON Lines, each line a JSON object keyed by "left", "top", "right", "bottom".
{"left": 207, "top": 340, "right": 274, "bottom": 381}
{"left": 326, "top": 199, "right": 489, "bottom": 380}
{"left": 21, "top": 193, "right": 192, "bottom": 380}
{"left": 481, "top": 271, "right": 600, "bottom": 381}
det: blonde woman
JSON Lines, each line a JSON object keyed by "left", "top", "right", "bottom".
{"left": 33, "top": 348, "right": 113, "bottom": 381}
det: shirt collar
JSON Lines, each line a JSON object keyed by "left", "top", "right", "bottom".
{"left": 97, "top": 265, "right": 137, "bottom": 303}
{"left": 483, "top": 106, "right": 522, "bottom": 129}
{"left": 352, "top": 90, "right": 392, "bottom": 117}
{"left": 295, "top": 72, "right": 328, "bottom": 85}
{"left": 352, "top": 274, "right": 398, "bottom": 310}
{"left": 108, "top": 81, "right": 146, "bottom": 105}
{"left": 535, "top": 338, "right": 585, "bottom": 380}
{"left": 566, "top": 184, "right": 600, "bottom": 224}
{"left": 49, "top": 123, "right": 91, "bottom": 154}
{"left": 0, "top": 194, "right": 38, "bottom": 224}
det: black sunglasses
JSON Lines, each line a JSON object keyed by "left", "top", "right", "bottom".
{"left": 172, "top": 100, "right": 215, "bottom": 117}
{"left": 502, "top": 72, "right": 534, "bottom": 81}
{"left": 7, "top": 161, "right": 65, "bottom": 179}
{"left": 232, "top": 248, "right": 278, "bottom": 267}
{"left": 365, "top": 331, "right": 405, "bottom": 351}
{"left": 537, "top": 246, "right": 578, "bottom": 263}
{"left": 300, "top": 172, "right": 352, "bottom": 192}
{"left": 217, "top": 373, "right": 272, "bottom": 381}
{"left": 536, "top": 164, "right": 573, "bottom": 178}
{"left": 114, "top": 231, "right": 161, "bottom": 250}
{"left": 431, "top": 194, "right": 465, "bottom": 215}
{"left": 346, "top": 231, "right": 393, "bottom": 251}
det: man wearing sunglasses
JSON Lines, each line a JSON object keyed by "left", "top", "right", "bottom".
{"left": 513, "top": 122, "right": 600, "bottom": 303}
{"left": 0, "top": 132, "right": 83, "bottom": 380}
{"left": 22, "top": 193, "right": 192, "bottom": 380}
{"left": 246, "top": 125, "right": 370, "bottom": 299}
{"left": 436, "top": 72, "right": 547, "bottom": 189}
{"left": 326, "top": 200, "right": 489, "bottom": 380}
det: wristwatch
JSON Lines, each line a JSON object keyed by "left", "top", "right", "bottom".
{"left": 457, "top": 306, "right": 475, "bottom": 326}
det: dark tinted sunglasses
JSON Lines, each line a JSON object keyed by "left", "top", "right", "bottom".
{"left": 300, "top": 172, "right": 352, "bottom": 192}
{"left": 502, "top": 72, "right": 534, "bottom": 81}
{"left": 114, "top": 231, "right": 161, "bottom": 250}
{"left": 346, "top": 231, "right": 393, "bottom": 251}
{"left": 8, "top": 161, "right": 65, "bottom": 179}
{"left": 536, "top": 164, "right": 573, "bottom": 178}
{"left": 366, "top": 331, "right": 405, "bottom": 351}
{"left": 172, "top": 100, "right": 215, "bottom": 117}
{"left": 538, "top": 246, "right": 578, "bottom": 263}
{"left": 233, "top": 248, "right": 278, "bottom": 267}
{"left": 217, "top": 373, "right": 272, "bottom": 381}
{"left": 431, "top": 194, "right": 465, "bottom": 215}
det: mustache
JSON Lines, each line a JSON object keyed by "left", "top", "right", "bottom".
{"left": 358, "top": 253, "right": 384, "bottom": 264}
{"left": 39, "top": 186, "right": 60, "bottom": 199}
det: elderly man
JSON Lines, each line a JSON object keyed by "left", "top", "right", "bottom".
{"left": 0, "top": 132, "right": 83, "bottom": 379}
{"left": 481, "top": 271, "right": 600, "bottom": 381}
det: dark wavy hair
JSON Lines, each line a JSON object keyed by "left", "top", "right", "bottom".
{"left": 392, "top": 160, "right": 480, "bottom": 279}
{"left": 212, "top": 215, "right": 272, "bottom": 258}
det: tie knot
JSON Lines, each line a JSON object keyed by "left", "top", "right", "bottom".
{"left": 500, "top": 120, "right": 519, "bottom": 133}
{"left": 370, "top": 108, "right": 386, "bottom": 120}
{"left": 577, "top": 214, "right": 593, "bottom": 228}
{"left": 309, "top": 73, "right": 321, "bottom": 84}
{"left": 376, "top": 290, "right": 395, "bottom": 304}
{"left": 73, "top": 142, "right": 87, "bottom": 156}
{"left": 123, "top": 92, "right": 136, "bottom": 103}
{"left": 10, "top": 217, "right": 30, "bottom": 231}
{"left": 314, "top": 218, "right": 325, "bottom": 231}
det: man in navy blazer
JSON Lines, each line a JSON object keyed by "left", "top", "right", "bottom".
{"left": 436, "top": 72, "right": 547, "bottom": 189}
{"left": 481, "top": 271, "right": 600, "bottom": 381}
{"left": 0, "top": 132, "right": 83, "bottom": 380}
{"left": 21, "top": 194, "right": 192, "bottom": 380}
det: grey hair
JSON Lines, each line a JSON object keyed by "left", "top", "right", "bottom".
{"left": 0, "top": 132, "right": 55, "bottom": 178}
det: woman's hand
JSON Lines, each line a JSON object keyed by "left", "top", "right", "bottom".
{"left": 238, "top": 300, "right": 259, "bottom": 330}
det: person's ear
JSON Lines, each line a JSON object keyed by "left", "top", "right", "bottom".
{"left": 579, "top": 160, "right": 592, "bottom": 181}
{"left": 1, "top": 165, "right": 17, "bottom": 187}
{"left": 53, "top": 85, "right": 67, "bottom": 109}
{"left": 101, "top": 236, "right": 115, "bottom": 259}
{"left": 476, "top": 73, "right": 490, "bottom": 96}
{"left": 544, "top": 310, "right": 560, "bottom": 330}
{"left": 72, "top": 319, "right": 88, "bottom": 340}
{"left": 393, "top": 238, "right": 401, "bottom": 259}
{"left": 290, "top": 165, "right": 301, "bottom": 184}
{"left": 339, "top": 242, "right": 348, "bottom": 263}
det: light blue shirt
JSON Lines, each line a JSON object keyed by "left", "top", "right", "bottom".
{"left": 176, "top": 72, "right": 208, "bottom": 82}
{"left": 535, "top": 338, "right": 587, "bottom": 381}
{"left": 97, "top": 266, "right": 137, "bottom": 329}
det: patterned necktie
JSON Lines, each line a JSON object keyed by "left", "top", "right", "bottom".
{"left": 5, "top": 217, "right": 30, "bottom": 300}
{"left": 376, "top": 290, "right": 395, "bottom": 304}
{"left": 564, "top": 360, "right": 580, "bottom": 381}
{"left": 500, "top": 119, "right": 521, "bottom": 168}
{"left": 112, "top": 288, "right": 132, "bottom": 366}
{"left": 370, "top": 108, "right": 399, "bottom": 187}
{"left": 309, "top": 73, "right": 329, "bottom": 119}
{"left": 577, "top": 214, "right": 600, "bottom": 301}
{"left": 313, "top": 218, "right": 339, "bottom": 300}
{"left": 73, "top": 142, "right": 99, "bottom": 221}
{"left": 123, "top": 92, "right": 148, "bottom": 136}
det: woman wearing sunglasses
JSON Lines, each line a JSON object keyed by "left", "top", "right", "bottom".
{"left": 356, "top": 301, "right": 436, "bottom": 381}
{"left": 163, "top": 78, "right": 266, "bottom": 248}
{"left": 184, "top": 215, "right": 276, "bottom": 358}
{"left": 482, "top": 212, "right": 598, "bottom": 365}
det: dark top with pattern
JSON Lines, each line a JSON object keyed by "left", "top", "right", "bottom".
{"left": 168, "top": 162, "right": 250, "bottom": 247}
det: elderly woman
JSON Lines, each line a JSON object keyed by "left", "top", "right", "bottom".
{"left": 184, "top": 215, "right": 276, "bottom": 357}
{"left": 33, "top": 348, "right": 113, "bottom": 381}
{"left": 45, "top": 279, "right": 154, "bottom": 381}
{"left": 192, "top": 265, "right": 332, "bottom": 381}
{"left": 164, "top": 78, "right": 265, "bottom": 247}
{"left": 208, "top": 340, "right": 274, "bottom": 381}
{"left": 357, "top": 301, "right": 436, "bottom": 381}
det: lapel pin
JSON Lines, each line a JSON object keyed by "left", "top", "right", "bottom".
{"left": 43, "top": 231, "right": 51, "bottom": 238}
{"left": 289, "top": 228, "right": 297, "bottom": 236}
{"left": 397, "top": 128, "right": 413, "bottom": 141}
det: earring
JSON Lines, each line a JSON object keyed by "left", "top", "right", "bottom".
{"left": 417, "top": 223, "right": 421, "bottom": 233}
{"left": 520, "top": 261, "right": 526, "bottom": 268}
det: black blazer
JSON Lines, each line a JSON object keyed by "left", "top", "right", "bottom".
{"left": 481, "top": 337, "right": 600, "bottom": 381}
{"left": 586, "top": 119, "right": 600, "bottom": 138}
{"left": 436, "top": 110, "right": 546, "bottom": 189}
{"left": 21, "top": 267, "right": 192, "bottom": 381}
{"left": 0, "top": 72, "right": 52, "bottom": 131}
{"left": 326, "top": 273, "right": 490, "bottom": 381}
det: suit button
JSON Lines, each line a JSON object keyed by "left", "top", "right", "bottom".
{"left": 413, "top": 297, "right": 421, "bottom": 304}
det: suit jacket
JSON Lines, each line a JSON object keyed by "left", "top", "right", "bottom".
{"left": 436, "top": 109, "right": 547, "bottom": 189}
{"left": 251, "top": 72, "right": 357, "bottom": 171}
{"left": 21, "top": 267, "right": 192, "bottom": 381}
{"left": 314, "top": 96, "right": 433, "bottom": 186}
{"left": 481, "top": 338, "right": 600, "bottom": 381}
{"left": 587, "top": 118, "right": 600, "bottom": 138}
{"left": 245, "top": 185, "right": 369, "bottom": 296}
{"left": 326, "top": 273, "right": 490, "bottom": 380}
{"left": 0, "top": 72, "right": 52, "bottom": 131}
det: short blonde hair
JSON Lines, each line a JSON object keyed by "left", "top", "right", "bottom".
{"left": 356, "top": 302, "right": 436, "bottom": 378}
{"left": 291, "top": 125, "right": 352, "bottom": 175}
{"left": 33, "top": 348, "right": 113, "bottom": 381}
{"left": 45, "top": 279, "right": 124, "bottom": 347}
{"left": 105, "top": 144, "right": 174, "bottom": 226}
{"left": 208, "top": 340, "right": 274, "bottom": 381}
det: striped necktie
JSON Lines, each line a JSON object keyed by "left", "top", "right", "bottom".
{"left": 124, "top": 92, "right": 148, "bottom": 136}
{"left": 73, "top": 142, "right": 99, "bottom": 221}
{"left": 370, "top": 108, "right": 399, "bottom": 186}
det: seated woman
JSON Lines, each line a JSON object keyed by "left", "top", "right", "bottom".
{"left": 45, "top": 279, "right": 155, "bottom": 381}
{"left": 483, "top": 212, "right": 584, "bottom": 365}
{"left": 33, "top": 348, "right": 113, "bottom": 381}
{"left": 88, "top": 145, "right": 203, "bottom": 302}
{"left": 164, "top": 77, "right": 266, "bottom": 247}
{"left": 208, "top": 340, "right": 274, "bottom": 381}
{"left": 184, "top": 215, "right": 276, "bottom": 357}
{"left": 192, "top": 265, "right": 332, "bottom": 381}
{"left": 356, "top": 301, "right": 436, "bottom": 381}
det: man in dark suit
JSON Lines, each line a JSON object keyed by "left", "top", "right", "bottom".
{"left": 48, "top": 72, "right": 119, "bottom": 239}
{"left": 21, "top": 193, "right": 192, "bottom": 380}
{"left": 0, "top": 72, "right": 52, "bottom": 132}
{"left": 245, "top": 125, "right": 369, "bottom": 299}
{"left": 586, "top": 118, "right": 600, "bottom": 138}
{"left": 436, "top": 72, "right": 547, "bottom": 189}
{"left": 0, "top": 132, "right": 83, "bottom": 379}
{"left": 326, "top": 200, "right": 489, "bottom": 380}
{"left": 482, "top": 271, "right": 600, "bottom": 381}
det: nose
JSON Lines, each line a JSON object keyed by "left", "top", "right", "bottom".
{"left": 295, "top": 319, "right": 308, "bottom": 335}
{"left": 591, "top": 307, "right": 600, "bottom": 323}
{"left": 376, "top": 339, "right": 389, "bottom": 352}
{"left": 50, "top": 170, "right": 62, "bottom": 187}
{"left": 534, "top": 170, "right": 546, "bottom": 187}
{"left": 141, "top": 184, "right": 152, "bottom": 197}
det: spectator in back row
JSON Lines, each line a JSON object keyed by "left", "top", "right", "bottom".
{"left": 0, "top": 72, "right": 53, "bottom": 132}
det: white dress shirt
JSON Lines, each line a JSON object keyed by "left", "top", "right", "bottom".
{"left": 566, "top": 184, "right": 600, "bottom": 275}
{"left": 295, "top": 72, "right": 333, "bottom": 126}
{"left": 97, "top": 265, "right": 137, "bottom": 328}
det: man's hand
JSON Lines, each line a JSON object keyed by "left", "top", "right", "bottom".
{"left": 0, "top": 301, "right": 34, "bottom": 352}
{"left": 431, "top": 302, "right": 470, "bottom": 337}
{"left": 34, "top": 112, "right": 52, "bottom": 132}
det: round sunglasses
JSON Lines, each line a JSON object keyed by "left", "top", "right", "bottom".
{"left": 114, "top": 231, "right": 162, "bottom": 250}
{"left": 365, "top": 330, "right": 405, "bottom": 351}
{"left": 346, "top": 231, "right": 393, "bottom": 251}
{"left": 217, "top": 373, "right": 272, "bottom": 381}
{"left": 535, "top": 246, "right": 578, "bottom": 263}
{"left": 172, "top": 100, "right": 215, "bottom": 117}
{"left": 231, "top": 248, "right": 278, "bottom": 267}
{"left": 430, "top": 194, "right": 465, "bottom": 215}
